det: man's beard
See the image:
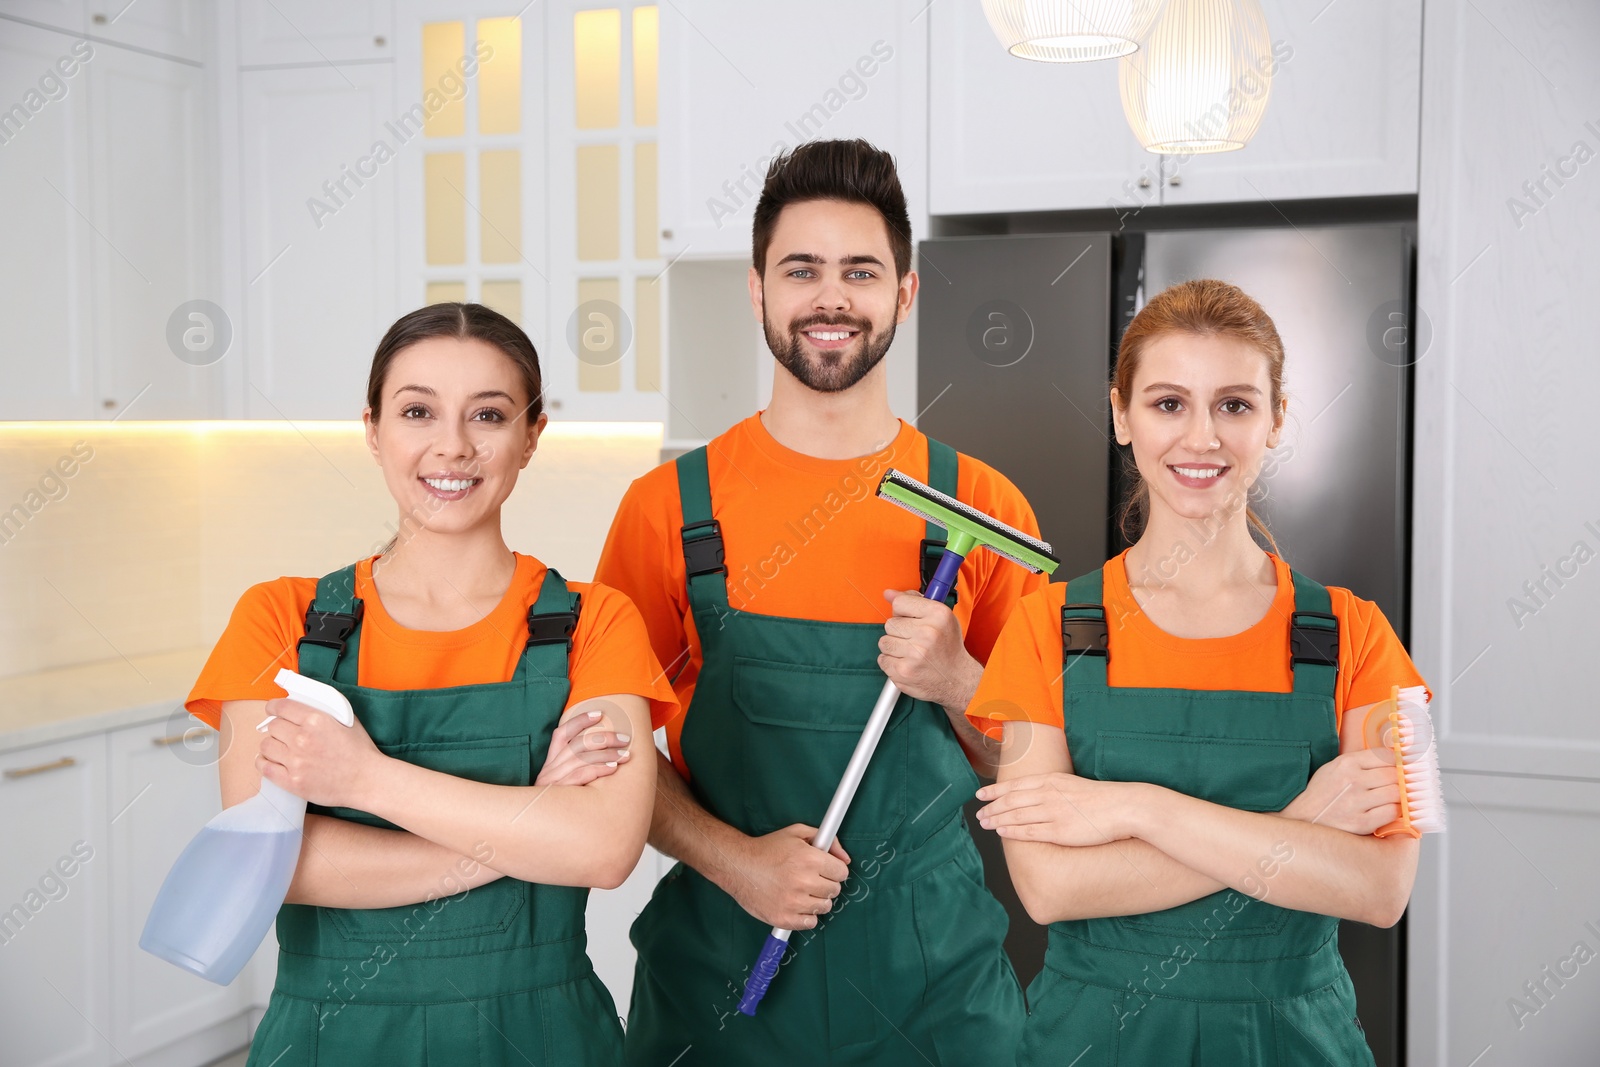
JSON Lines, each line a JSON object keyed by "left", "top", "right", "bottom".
{"left": 764, "top": 310, "right": 896, "bottom": 394}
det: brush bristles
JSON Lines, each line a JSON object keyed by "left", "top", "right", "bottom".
{"left": 1394, "top": 686, "right": 1446, "bottom": 834}
{"left": 878, "top": 468, "right": 1056, "bottom": 559}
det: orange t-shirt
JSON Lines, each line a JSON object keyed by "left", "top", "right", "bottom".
{"left": 968, "top": 550, "right": 1429, "bottom": 741}
{"left": 186, "top": 553, "right": 678, "bottom": 730}
{"left": 594, "top": 414, "right": 1046, "bottom": 775}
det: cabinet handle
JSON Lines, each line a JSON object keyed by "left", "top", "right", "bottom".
{"left": 150, "top": 732, "right": 204, "bottom": 747}
{"left": 3, "top": 756, "right": 77, "bottom": 779}
{"left": 1138, "top": 176, "right": 1151, "bottom": 189}
{"left": 92, "top": 13, "right": 107, "bottom": 24}
{"left": 1168, "top": 174, "right": 1183, "bottom": 187}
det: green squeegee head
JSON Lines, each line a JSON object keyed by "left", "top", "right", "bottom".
{"left": 876, "top": 468, "right": 1059, "bottom": 575}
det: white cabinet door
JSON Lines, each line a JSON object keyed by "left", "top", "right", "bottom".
{"left": 0, "top": 735, "right": 110, "bottom": 1067}
{"left": 658, "top": 0, "right": 930, "bottom": 259}
{"left": 1163, "top": 0, "right": 1421, "bottom": 204}
{"left": 929, "top": 0, "right": 1152, "bottom": 215}
{"left": 239, "top": 63, "right": 397, "bottom": 421}
{"left": 84, "top": 0, "right": 208, "bottom": 63}
{"left": 107, "top": 718, "right": 247, "bottom": 1059}
{"left": 85, "top": 43, "right": 219, "bottom": 419}
{"left": 0, "top": 20, "right": 96, "bottom": 420}
{"left": 237, "top": 0, "right": 394, "bottom": 67}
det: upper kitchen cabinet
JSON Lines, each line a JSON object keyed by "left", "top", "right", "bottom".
{"left": 238, "top": 62, "right": 397, "bottom": 420}
{"left": 237, "top": 0, "right": 394, "bottom": 67}
{"left": 0, "top": 17, "right": 217, "bottom": 421}
{"left": 930, "top": 0, "right": 1420, "bottom": 215}
{"left": 0, "top": 19, "right": 96, "bottom": 421}
{"left": 1162, "top": 0, "right": 1420, "bottom": 204}
{"left": 87, "top": 0, "right": 208, "bottom": 63}
{"left": 542, "top": 1, "right": 660, "bottom": 420}
{"left": 86, "top": 41, "right": 219, "bottom": 420}
{"left": 929, "top": 0, "right": 1150, "bottom": 216}
{"left": 656, "top": 0, "right": 930, "bottom": 260}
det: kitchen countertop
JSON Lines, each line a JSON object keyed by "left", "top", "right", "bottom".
{"left": 0, "top": 647, "right": 212, "bottom": 755}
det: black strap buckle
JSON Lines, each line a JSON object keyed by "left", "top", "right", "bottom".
{"left": 527, "top": 594, "right": 582, "bottom": 651}
{"left": 1061, "top": 604, "right": 1109, "bottom": 658}
{"left": 920, "top": 539, "right": 959, "bottom": 605}
{"left": 1290, "top": 611, "right": 1340, "bottom": 669}
{"left": 300, "top": 602, "right": 364, "bottom": 652}
{"left": 681, "top": 519, "right": 727, "bottom": 579}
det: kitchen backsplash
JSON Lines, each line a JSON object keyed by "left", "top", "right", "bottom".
{"left": 0, "top": 422, "right": 663, "bottom": 681}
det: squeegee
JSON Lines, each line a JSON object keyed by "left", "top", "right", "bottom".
{"left": 736, "top": 468, "right": 1058, "bottom": 1015}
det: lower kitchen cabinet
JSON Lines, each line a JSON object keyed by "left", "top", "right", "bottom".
{"left": 0, "top": 733, "right": 109, "bottom": 1067}
{"left": 0, "top": 718, "right": 250, "bottom": 1067}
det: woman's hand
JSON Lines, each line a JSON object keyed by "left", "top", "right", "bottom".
{"left": 535, "top": 703, "right": 633, "bottom": 787}
{"left": 256, "top": 696, "right": 386, "bottom": 809}
{"left": 975, "top": 772, "right": 1137, "bottom": 846}
{"left": 1280, "top": 749, "right": 1403, "bottom": 836}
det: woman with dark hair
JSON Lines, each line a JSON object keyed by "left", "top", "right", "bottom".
{"left": 185, "top": 303, "right": 672, "bottom": 1066}
{"left": 968, "top": 280, "right": 1432, "bottom": 1066}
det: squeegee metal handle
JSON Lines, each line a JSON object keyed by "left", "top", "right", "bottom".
{"left": 738, "top": 549, "right": 969, "bottom": 1017}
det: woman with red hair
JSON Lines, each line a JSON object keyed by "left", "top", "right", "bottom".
{"left": 969, "top": 279, "right": 1429, "bottom": 1065}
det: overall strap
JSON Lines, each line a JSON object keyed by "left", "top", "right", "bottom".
{"left": 1288, "top": 570, "right": 1339, "bottom": 699}
{"left": 298, "top": 565, "right": 365, "bottom": 685}
{"left": 521, "top": 567, "right": 581, "bottom": 682}
{"left": 675, "top": 447, "right": 729, "bottom": 614}
{"left": 1060, "top": 567, "right": 1109, "bottom": 689}
{"left": 919, "top": 437, "right": 961, "bottom": 606}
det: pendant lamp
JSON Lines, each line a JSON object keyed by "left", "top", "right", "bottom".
{"left": 1119, "top": 0, "right": 1275, "bottom": 154}
{"left": 981, "top": 0, "right": 1163, "bottom": 63}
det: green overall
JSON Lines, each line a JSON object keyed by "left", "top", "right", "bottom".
{"left": 1018, "top": 567, "right": 1374, "bottom": 1067}
{"left": 623, "top": 443, "right": 1025, "bottom": 1066}
{"left": 245, "top": 564, "right": 625, "bottom": 1067}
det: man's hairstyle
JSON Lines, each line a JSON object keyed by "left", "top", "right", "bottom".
{"left": 751, "top": 139, "right": 912, "bottom": 279}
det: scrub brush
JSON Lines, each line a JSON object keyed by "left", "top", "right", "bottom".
{"left": 1363, "top": 684, "right": 1446, "bottom": 838}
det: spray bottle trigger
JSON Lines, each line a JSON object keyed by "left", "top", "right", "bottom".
{"left": 272, "top": 668, "right": 356, "bottom": 727}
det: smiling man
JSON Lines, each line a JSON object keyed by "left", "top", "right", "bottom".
{"left": 596, "top": 139, "right": 1042, "bottom": 1066}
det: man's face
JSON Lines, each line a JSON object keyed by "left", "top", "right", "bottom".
{"left": 749, "top": 199, "right": 918, "bottom": 393}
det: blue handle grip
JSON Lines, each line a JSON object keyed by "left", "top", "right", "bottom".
{"left": 737, "top": 934, "right": 789, "bottom": 1016}
{"left": 923, "top": 549, "right": 966, "bottom": 605}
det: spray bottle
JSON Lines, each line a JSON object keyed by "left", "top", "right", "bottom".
{"left": 140, "top": 669, "right": 354, "bottom": 985}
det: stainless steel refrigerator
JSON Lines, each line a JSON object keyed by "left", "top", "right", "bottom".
{"left": 918, "top": 222, "right": 1416, "bottom": 1066}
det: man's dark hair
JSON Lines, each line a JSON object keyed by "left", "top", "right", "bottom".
{"left": 751, "top": 139, "right": 912, "bottom": 279}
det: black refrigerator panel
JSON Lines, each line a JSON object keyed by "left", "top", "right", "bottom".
{"left": 1140, "top": 223, "right": 1414, "bottom": 625}
{"left": 916, "top": 233, "right": 1114, "bottom": 989}
{"left": 916, "top": 233, "right": 1114, "bottom": 578}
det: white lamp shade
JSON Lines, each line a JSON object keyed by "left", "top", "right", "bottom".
{"left": 981, "top": 0, "right": 1163, "bottom": 62}
{"left": 1119, "top": 0, "right": 1275, "bottom": 154}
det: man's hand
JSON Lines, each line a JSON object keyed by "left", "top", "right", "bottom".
{"left": 879, "top": 588, "right": 980, "bottom": 710}
{"left": 1281, "top": 750, "right": 1403, "bottom": 835}
{"left": 723, "top": 824, "right": 851, "bottom": 930}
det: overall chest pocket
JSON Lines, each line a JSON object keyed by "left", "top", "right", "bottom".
{"left": 1095, "top": 730, "right": 1311, "bottom": 940}
{"left": 313, "top": 735, "right": 534, "bottom": 946}
{"left": 730, "top": 656, "right": 909, "bottom": 843}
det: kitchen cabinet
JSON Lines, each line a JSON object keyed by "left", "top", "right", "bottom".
{"left": 87, "top": 0, "right": 208, "bottom": 64}
{"left": 0, "top": 16, "right": 217, "bottom": 421}
{"left": 0, "top": 734, "right": 109, "bottom": 1067}
{"left": 1162, "top": 0, "right": 1420, "bottom": 204}
{"left": 0, "top": 19, "right": 96, "bottom": 420}
{"left": 657, "top": 0, "right": 929, "bottom": 258}
{"left": 238, "top": 62, "right": 398, "bottom": 420}
{"left": 930, "top": 0, "right": 1420, "bottom": 214}
{"left": 929, "top": 0, "right": 1151, "bottom": 216}
{"left": 237, "top": 0, "right": 393, "bottom": 68}
{"left": 85, "top": 41, "right": 219, "bottom": 420}
{"left": 108, "top": 719, "right": 249, "bottom": 1059}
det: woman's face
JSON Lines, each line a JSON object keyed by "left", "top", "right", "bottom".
{"left": 1112, "top": 331, "right": 1284, "bottom": 529}
{"left": 363, "top": 336, "right": 544, "bottom": 541}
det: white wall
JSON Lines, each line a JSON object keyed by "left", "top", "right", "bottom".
{"left": 1409, "top": 1, "right": 1600, "bottom": 1062}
